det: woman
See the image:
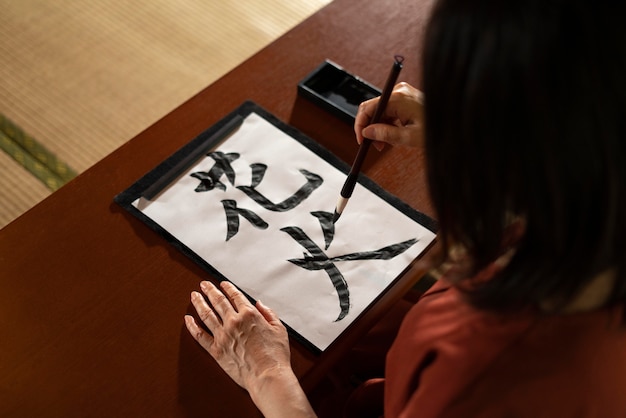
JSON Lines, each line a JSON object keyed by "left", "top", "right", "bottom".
{"left": 184, "top": 0, "right": 626, "bottom": 416}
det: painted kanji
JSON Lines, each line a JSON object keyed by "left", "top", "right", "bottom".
{"left": 281, "top": 211, "right": 418, "bottom": 321}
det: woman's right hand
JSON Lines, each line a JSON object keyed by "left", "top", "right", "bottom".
{"left": 354, "top": 82, "right": 425, "bottom": 150}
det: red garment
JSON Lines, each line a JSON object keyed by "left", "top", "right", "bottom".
{"left": 384, "top": 280, "right": 626, "bottom": 417}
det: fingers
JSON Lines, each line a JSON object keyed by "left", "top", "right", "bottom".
{"left": 188, "top": 281, "right": 258, "bottom": 329}
{"left": 354, "top": 82, "right": 425, "bottom": 148}
{"left": 362, "top": 123, "right": 419, "bottom": 147}
{"left": 186, "top": 281, "right": 248, "bottom": 353}
{"left": 190, "top": 289, "right": 222, "bottom": 330}
{"left": 184, "top": 314, "right": 215, "bottom": 352}
{"left": 355, "top": 82, "right": 414, "bottom": 144}
{"left": 200, "top": 281, "right": 233, "bottom": 314}
{"left": 354, "top": 97, "right": 379, "bottom": 145}
{"left": 255, "top": 299, "right": 281, "bottom": 326}
{"left": 219, "top": 281, "right": 253, "bottom": 313}
{"left": 187, "top": 281, "right": 283, "bottom": 338}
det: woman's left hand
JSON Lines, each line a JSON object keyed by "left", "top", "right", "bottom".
{"left": 184, "top": 280, "right": 291, "bottom": 392}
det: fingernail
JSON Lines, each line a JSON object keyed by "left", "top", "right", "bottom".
{"left": 362, "top": 126, "right": 375, "bottom": 139}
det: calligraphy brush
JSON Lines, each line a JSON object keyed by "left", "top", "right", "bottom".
{"left": 332, "top": 55, "right": 404, "bottom": 223}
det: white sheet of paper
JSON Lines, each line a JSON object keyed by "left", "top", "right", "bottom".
{"left": 133, "top": 112, "right": 435, "bottom": 351}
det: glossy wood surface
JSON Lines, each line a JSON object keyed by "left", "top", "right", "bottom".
{"left": 0, "top": 0, "right": 436, "bottom": 416}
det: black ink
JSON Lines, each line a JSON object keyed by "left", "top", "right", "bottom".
{"left": 327, "top": 238, "right": 417, "bottom": 262}
{"left": 191, "top": 151, "right": 240, "bottom": 192}
{"left": 282, "top": 226, "right": 419, "bottom": 322}
{"left": 281, "top": 226, "right": 350, "bottom": 321}
{"left": 249, "top": 163, "right": 267, "bottom": 188}
{"left": 222, "top": 199, "right": 268, "bottom": 241}
{"left": 311, "top": 211, "right": 335, "bottom": 250}
{"left": 237, "top": 169, "right": 323, "bottom": 212}
{"left": 286, "top": 238, "right": 418, "bottom": 269}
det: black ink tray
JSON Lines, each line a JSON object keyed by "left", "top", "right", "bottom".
{"left": 297, "top": 60, "right": 381, "bottom": 124}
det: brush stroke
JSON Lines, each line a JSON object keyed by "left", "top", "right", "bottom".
{"left": 249, "top": 163, "right": 267, "bottom": 187}
{"left": 281, "top": 226, "right": 350, "bottom": 321}
{"left": 191, "top": 151, "right": 240, "bottom": 192}
{"left": 311, "top": 211, "right": 335, "bottom": 250}
{"left": 237, "top": 169, "right": 323, "bottom": 212}
{"left": 222, "top": 199, "right": 268, "bottom": 241}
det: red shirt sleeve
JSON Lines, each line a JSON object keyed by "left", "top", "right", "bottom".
{"left": 384, "top": 281, "right": 626, "bottom": 417}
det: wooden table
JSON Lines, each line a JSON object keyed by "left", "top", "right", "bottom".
{"left": 0, "top": 0, "right": 436, "bottom": 416}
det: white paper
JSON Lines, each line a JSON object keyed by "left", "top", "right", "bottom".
{"left": 133, "top": 112, "right": 435, "bottom": 351}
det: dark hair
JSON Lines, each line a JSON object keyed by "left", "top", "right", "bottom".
{"left": 422, "top": 0, "right": 626, "bottom": 311}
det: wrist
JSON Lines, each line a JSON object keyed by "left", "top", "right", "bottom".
{"left": 248, "top": 366, "right": 316, "bottom": 418}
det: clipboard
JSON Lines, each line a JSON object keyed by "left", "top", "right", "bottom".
{"left": 115, "top": 101, "right": 437, "bottom": 353}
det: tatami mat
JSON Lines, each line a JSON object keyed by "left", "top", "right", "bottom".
{"left": 0, "top": 0, "right": 331, "bottom": 229}
{"left": 0, "top": 151, "right": 51, "bottom": 228}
